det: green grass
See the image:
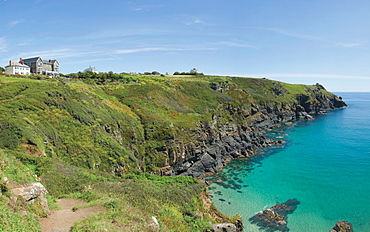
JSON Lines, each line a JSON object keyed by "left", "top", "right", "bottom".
{"left": 0, "top": 74, "right": 344, "bottom": 231}
{"left": 0, "top": 75, "right": 341, "bottom": 173}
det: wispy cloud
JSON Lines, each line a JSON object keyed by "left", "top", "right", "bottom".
{"left": 115, "top": 46, "right": 216, "bottom": 54}
{"left": 7, "top": 20, "right": 22, "bottom": 28}
{"left": 173, "top": 15, "right": 212, "bottom": 29}
{"left": 213, "top": 41, "right": 256, "bottom": 48}
{"left": 133, "top": 4, "right": 163, "bottom": 12}
{"left": 257, "top": 27, "right": 321, "bottom": 41}
{"left": 0, "top": 37, "right": 7, "bottom": 52}
{"left": 18, "top": 42, "right": 30, "bottom": 46}
{"left": 183, "top": 18, "right": 208, "bottom": 26}
{"left": 242, "top": 73, "right": 370, "bottom": 80}
{"left": 247, "top": 26, "right": 366, "bottom": 50}
{"left": 12, "top": 49, "right": 103, "bottom": 60}
{"left": 63, "top": 57, "right": 116, "bottom": 65}
{"left": 335, "top": 42, "right": 362, "bottom": 48}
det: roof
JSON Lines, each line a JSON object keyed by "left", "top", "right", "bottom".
{"left": 20, "top": 57, "right": 59, "bottom": 64}
{"left": 43, "top": 59, "right": 58, "bottom": 64}
{"left": 6, "top": 62, "right": 30, "bottom": 68}
{"left": 20, "top": 57, "right": 41, "bottom": 62}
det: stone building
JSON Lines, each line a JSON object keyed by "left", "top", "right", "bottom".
{"left": 20, "top": 57, "right": 60, "bottom": 76}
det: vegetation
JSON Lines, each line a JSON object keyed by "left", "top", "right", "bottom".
{"left": 0, "top": 73, "right": 341, "bottom": 231}
{"left": 173, "top": 71, "right": 204, "bottom": 76}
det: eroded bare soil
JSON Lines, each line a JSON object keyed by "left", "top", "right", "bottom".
{"left": 39, "top": 198, "right": 105, "bottom": 232}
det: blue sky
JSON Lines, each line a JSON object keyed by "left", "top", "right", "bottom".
{"left": 1, "top": 0, "right": 370, "bottom": 91}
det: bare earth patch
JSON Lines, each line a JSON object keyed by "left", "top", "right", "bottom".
{"left": 39, "top": 198, "right": 106, "bottom": 232}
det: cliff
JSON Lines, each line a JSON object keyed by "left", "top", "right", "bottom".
{"left": 160, "top": 82, "right": 346, "bottom": 178}
{"left": 0, "top": 74, "right": 346, "bottom": 231}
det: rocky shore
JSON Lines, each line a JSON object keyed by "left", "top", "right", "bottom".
{"left": 249, "top": 199, "right": 300, "bottom": 231}
{"left": 163, "top": 84, "right": 347, "bottom": 179}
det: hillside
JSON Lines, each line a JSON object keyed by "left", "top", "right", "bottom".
{"left": 0, "top": 74, "right": 346, "bottom": 231}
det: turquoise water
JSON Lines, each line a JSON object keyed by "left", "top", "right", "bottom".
{"left": 207, "top": 92, "right": 370, "bottom": 231}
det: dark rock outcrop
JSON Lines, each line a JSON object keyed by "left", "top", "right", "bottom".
{"left": 249, "top": 199, "right": 300, "bottom": 232}
{"left": 330, "top": 220, "right": 353, "bottom": 232}
{"left": 166, "top": 87, "right": 346, "bottom": 178}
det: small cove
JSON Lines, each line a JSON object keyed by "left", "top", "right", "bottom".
{"left": 207, "top": 92, "right": 370, "bottom": 231}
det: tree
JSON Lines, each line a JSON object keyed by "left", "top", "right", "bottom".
{"left": 0, "top": 66, "right": 5, "bottom": 74}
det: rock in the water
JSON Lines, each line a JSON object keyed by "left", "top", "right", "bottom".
{"left": 330, "top": 220, "right": 353, "bottom": 232}
{"left": 249, "top": 199, "right": 300, "bottom": 232}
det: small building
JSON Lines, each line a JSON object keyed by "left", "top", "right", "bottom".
{"left": 20, "top": 57, "right": 60, "bottom": 76}
{"left": 5, "top": 60, "right": 31, "bottom": 75}
{"left": 84, "top": 66, "right": 98, "bottom": 73}
{"left": 190, "top": 68, "right": 198, "bottom": 74}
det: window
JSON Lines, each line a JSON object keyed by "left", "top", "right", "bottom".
{"left": 38, "top": 62, "right": 43, "bottom": 66}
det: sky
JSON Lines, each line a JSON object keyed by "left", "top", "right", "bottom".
{"left": 1, "top": 0, "right": 370, "bottom": 92}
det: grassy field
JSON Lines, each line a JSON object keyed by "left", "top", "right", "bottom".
{"left": 0, "top": 74, "right": 341, "bottom": 231}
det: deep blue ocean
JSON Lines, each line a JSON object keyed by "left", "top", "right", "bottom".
{"left": 207, "top": 92, "right": 370, "bottom": 231}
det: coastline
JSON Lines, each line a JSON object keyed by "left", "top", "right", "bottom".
{"left": 206, "top": 103, "right": 357, "bottom": 231}
{"left": 169, "top": 91, "right": 347, "bottom": 179}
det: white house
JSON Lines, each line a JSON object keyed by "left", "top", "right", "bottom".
{"left": 84, "top": 66, "right": 99, "bottom": 73}
{"left": 190, "top": 68, "right": 198, "bottom": 74}
{"left": 5, "top": 61, "right": 31, "bottom": 75}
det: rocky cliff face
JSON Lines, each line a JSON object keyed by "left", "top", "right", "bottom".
{"left": 163, "top": 84, "right": 347, "bottom": 178}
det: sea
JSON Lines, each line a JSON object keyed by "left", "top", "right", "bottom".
{"left": 206, "top": 92, "right": 370, "bottom": 231}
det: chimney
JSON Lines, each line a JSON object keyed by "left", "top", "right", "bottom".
{"left": 49, "top": 60, "right": 52, "bottom": 63}
{"left": 9, "top": 60, "right": 12, "bottom": 66}
{"left": 20, "top": 58, "right": 22, "bottom": 60}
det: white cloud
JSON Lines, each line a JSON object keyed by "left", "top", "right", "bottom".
{"left": 335, "top": 42, "right": 361, "bottom": 48}
{"left": 63, "top": 57, "right": 115, "bottom": 65}
{"left": 253, "top": 27, "right": 365, "bottom": 48}
{"left": 115, "top": 46, "right": 216, "bottom": 54}
{"left": 241, "top": 73, "right": 370, "bottom": 81}
{"left": 7, "top": 20, "right": 21, "bottom": 28}
{"left": 183, "top": 18, "right": 207, "bottom": 26}
{"left": 214, "top": 41, "right": 256, "bottom": 48}
{"left": 259, "top": 27, "right": 321, "bottom": 41}
{"left": 13, "top": 49, "right": 103, "bottom": 60}
{"left": 18, "top": 42, "right": 30, "bottom": 46}
{"left": 0, "top": 37, "right": 7, "bottom": 52}
{"left": 172, "top": 14, "right": 211, "bottom": 29}
{"left": 127, "top": 2, "right": 163, "bottom": 12}
{"left": 133, "top": 4, "right": 162, "bottom": 12}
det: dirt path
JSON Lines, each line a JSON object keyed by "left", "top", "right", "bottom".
{"left": 39, "top": 198, "right": 106, "bottom": 232}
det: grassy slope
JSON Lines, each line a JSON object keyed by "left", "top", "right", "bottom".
{"left": 0, "top": 75, "right": 339, "bottom": 231}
